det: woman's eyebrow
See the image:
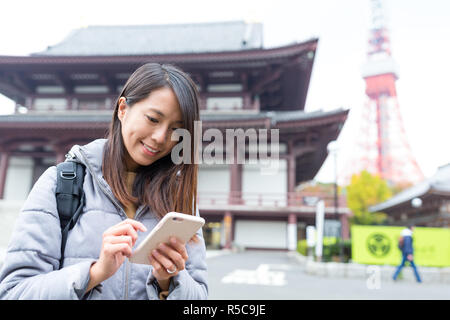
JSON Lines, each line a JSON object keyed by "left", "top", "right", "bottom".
{"left": 148, "top": 107, "right": 165, "bottom": 117}
{"left": 148, "top": 108, "right": 183, "bottom": 124}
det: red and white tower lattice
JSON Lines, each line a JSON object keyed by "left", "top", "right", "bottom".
{"left": 345, "top": 0, "right": 423, "bottom": 186}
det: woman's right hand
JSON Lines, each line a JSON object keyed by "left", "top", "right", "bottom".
{"left": 86, "top": 219, "right": 147, "bottom": 292}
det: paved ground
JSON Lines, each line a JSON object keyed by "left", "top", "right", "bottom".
{"left": 206, "top": 250, "right": 450, "bottom": 300}
{"left": 1, "top": 248, "right": 448, "bottom": 300}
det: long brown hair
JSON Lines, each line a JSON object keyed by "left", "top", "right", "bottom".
{"left": 102, "top": 63, "right": 199, "bottom": 218}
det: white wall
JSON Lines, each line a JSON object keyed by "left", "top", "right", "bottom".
{"left": 242, "top": 159, "right": 287, "bottom": 206}
{"left": 198, "top": 164, "right": 230, "bottom": 205}
{"left": 234, "top": 220, "right": 287, "bottom": 249}
{"left": 198, "top": 159, "right": 287, "bottom": 206}
{"left": 206, "top": 97, "right": 243, "bottom": 110}
{"left": 34, "top": 98, "right": 67, "bottom": 111}
{"left": 4, "top": 157, "right": 33, "bottom": 201}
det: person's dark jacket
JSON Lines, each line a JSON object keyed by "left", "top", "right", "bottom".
{"left": 401, "top": 235, "right": 414, "bottom": 256}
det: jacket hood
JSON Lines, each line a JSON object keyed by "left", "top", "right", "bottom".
{"left": 67, "top": 138, "right": 125, "bottom": 213}
{"left": 68, "top": 138, "right": 107, "bottom": 178}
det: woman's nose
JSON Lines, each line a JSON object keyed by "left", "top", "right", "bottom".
{"left": 152, "top": 126, "right": 169, "bottom": 145}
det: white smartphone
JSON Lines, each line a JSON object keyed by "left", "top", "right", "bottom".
{"left": 129, "top": 211, "right": 205, "bottom": 265}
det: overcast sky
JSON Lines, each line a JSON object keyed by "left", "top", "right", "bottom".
{"left": 0, "top": 0, "right": 449, "bottom": 184}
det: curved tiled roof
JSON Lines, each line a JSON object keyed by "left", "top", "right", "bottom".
{"left": 369, "top": 163, "right": 450, "bottom": 212}
{"left": 0, "top": 108, "right": 347, "bottom": 126}
{"left": 32, "top": 21, "right": 264, "bottom": 56}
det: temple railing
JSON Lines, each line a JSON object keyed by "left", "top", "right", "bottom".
{"left": 197, "top": 191, "right": 347, "bottom": 209}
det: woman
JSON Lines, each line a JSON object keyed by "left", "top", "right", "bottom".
{"left": 0, "top": 63, "right": 207, "bottom": 299}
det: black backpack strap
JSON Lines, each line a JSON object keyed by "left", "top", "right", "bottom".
{"left": 56, "top": 158, "right": 86, "bottom": 268}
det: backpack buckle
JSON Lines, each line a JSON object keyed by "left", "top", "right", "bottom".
{"left": 60, "top": 171, "right": 77, "bottom": 180}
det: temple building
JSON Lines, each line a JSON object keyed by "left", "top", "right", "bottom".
{"left": 370, "top": 163, "right": 450, "bottom": 228}
{"left": 0, "top": 21, "right": 349, "bottom": 250}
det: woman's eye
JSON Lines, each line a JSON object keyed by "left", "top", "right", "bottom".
{"left": 147, "top": 116, "right": 158, "bottom": 123}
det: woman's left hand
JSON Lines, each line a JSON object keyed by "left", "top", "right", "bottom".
{"left": 149, "top": 236, "right": 189, "bottom": 282}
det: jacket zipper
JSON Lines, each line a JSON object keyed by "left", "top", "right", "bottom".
{"left": 124, "top": 259, "right": 130, "bottom": 300}
{"left": 134, "top": 205, "right": 146, "bottom": 221}
{"left": 123, "top": 206, "right": 147, "bottom": 300}
{"left": 78, "top": 148, "right": 153, "bottom": 299}
{"left": 78, "top": 148, "right": 137, "bottom": 299}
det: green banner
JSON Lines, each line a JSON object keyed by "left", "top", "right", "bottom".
{"left": 351, "top": 225, "right": 450, "bottom": 267}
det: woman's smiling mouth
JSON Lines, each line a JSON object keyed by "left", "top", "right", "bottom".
{"left": 141, "top": 142, "right": 160, "bottom": 156}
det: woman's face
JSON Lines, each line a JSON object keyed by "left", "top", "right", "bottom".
{"left": 118, "top": 87, "right": 183, "bottom": 171}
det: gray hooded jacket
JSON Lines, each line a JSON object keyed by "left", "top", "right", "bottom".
{"left": 0, "top": 138, "right": 208, "bottom": 299}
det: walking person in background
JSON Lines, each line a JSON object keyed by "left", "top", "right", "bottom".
{"left": 393, "top": 225, "right": 422, "bottom": 283}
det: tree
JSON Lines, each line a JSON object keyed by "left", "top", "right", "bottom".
{"left": 346, "top": 170, "right": 392, "bottom": 225}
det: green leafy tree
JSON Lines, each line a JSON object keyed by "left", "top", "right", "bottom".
{"left": 346, "top": 170, "right": 392, "bottom": 225}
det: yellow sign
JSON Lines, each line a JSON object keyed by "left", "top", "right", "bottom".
{"left": 351, "top": 225, "right": 450, "bottom": 267}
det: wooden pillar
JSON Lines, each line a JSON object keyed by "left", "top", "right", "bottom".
{"left": 31, "top": 157, "right": 45, "bottom": 186}
{"left": 252, "top": 95, "right": 260, "bottom": 111}
{"left": 340, "top": 213, "right": 350, "bottom": 240}
{"left": 229, "top": 141, "right": 243, "bottom": 205}
{"left": 241, "top": 73, "right": 251, "bottom": 110}
{"left": 198, "top": 94, "right": 207, "bottom": 110}
{"left": 0, "top": 152, "right": 11, "bottom": 199}
{"left": 53, "top": 144, "right": 68, "bottom": 164}
{"left": 229, "top": 162, "right": 242, "bottom": 204}
{"left": 66, "top": 95, "right": 72, "bottom": 110}
{"left": 56, "top": 152, "right": 66, "bottom": 164}
{"left": 243, "top": 93, "right": 252, "bottom": 110}
{"left": 287, "top": 140, "right": 296, "bottom": 206}
{"left": 287, "top": 141, "right": 298, "bottom": 250}
{"left": 223, "top": 211, "right": 233, "bottom": 249}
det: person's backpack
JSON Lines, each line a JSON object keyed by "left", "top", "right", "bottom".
{"left": 55, "top": 155, "right": 86, "bottom": 268}
{"left": 397, "top": 236, "right": 404, "bottom": 250}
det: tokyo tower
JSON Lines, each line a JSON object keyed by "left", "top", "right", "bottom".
{"left": 345, "top": 0, "right": 424, "bottom": 186}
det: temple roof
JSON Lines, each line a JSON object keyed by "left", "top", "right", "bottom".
{"left": 32, "top": 21, "right": 263, "bottom": 56}
{"left": 0, "top": 20, "right": 318, "bottom": 112}
{"left": 369, "top": 163, "right": 450, "bottom": 212}
{"left": 0, "top": 108, "right": 348, "bottom": 183}
{"left": 0, "top": 108, "right": 348, "bottom": 127}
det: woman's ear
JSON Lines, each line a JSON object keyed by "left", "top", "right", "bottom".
{"left": 117, "top": 97, "right": 128, "bottom": 121}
